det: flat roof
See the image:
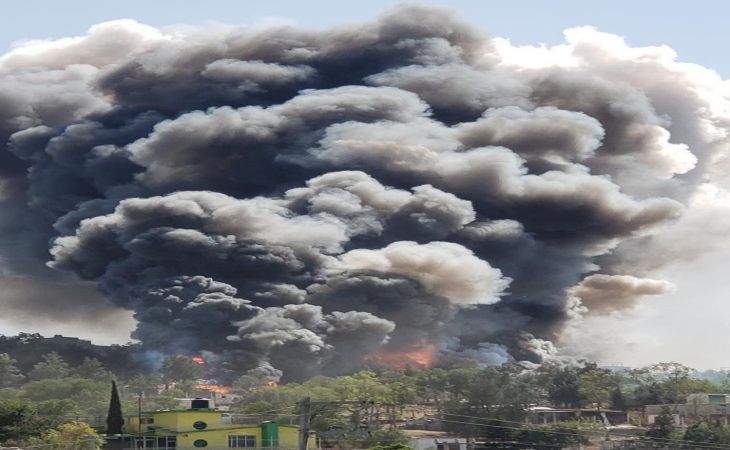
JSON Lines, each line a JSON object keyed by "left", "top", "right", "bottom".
{"left": 403, "top": 430, "right": 460, "bottom": 438}
{"left": 138, "top": 409, "right": 221, "bottom": 414}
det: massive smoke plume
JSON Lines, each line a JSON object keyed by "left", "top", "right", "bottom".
{"left": 2, "top": 4, "right": 730, "bottom": 378}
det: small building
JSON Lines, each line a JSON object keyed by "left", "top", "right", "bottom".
{"left": 526, "top": 407, "right": 627, "bottom": 426}
{"left": 645, "top": 393, "right": 730, "bottom": 426}
{"left": 126, "top": 399, "right": 316, "bottom": 450}
{"left": 208, "top": 392, "right": 243, "bottom": 410}
{"left": 404, "top": 430, "right": 468, "bottom": 450}
{"left": 172, "top": 395, "right": 243, "bottom": 412}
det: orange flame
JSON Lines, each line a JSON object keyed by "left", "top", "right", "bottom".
{"left": 191, "top": 356, "right": 206, "bottom": 365}
{"left": 365, "top": 340, "right": 437, "bottom": 370}
{"left": 194, "top": 384, "right": 231, "bottom": 394}
{"left": 263, "top": 380, "right": 278, "bottom": 387}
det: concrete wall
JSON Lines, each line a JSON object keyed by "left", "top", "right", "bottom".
{"left": 409, "top": 437, "right": 467, "bottom": 450}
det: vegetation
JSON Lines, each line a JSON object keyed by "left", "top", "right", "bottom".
{"left": 28, "top": 352, "right": 71, "bottom": 380}
{"left": 0, "top": 353, "right": 24, "bottom": 387}
{"left": 516, "top": 422, "right": 591, "bottom": 447}
{"left": 27, "top": 421, "right": 104, "bottom": 450}
{"left": 6, "top": 336, "right": 730, "bottom": 448}
{"left": 645, "top": 406, "right": 674, "bottom": 441}
{"left": 369, "top": 444, "right": 413, "bottom": 450}
{"left": 106, "top": 380, "right": 124, "bottom": 434}
{"left": 683, "top": 421, "right": 730, "bottom": 445}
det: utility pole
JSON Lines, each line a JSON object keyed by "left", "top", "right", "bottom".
{"left": 298, "top": 397, "right": 312, "bottom": 450}
{"left": 297, "top": 398, "right": 377, "bottom": 450}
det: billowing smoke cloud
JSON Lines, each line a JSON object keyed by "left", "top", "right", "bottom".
{"left": 570, "top": 274, "right": 676, "bottom": 314}
{"left": 1, "top": 4, "right": 729, "bottom": 378}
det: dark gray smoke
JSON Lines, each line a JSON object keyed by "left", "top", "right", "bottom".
{"left": 1, "top": 5, "right": 728, "bottom": 378}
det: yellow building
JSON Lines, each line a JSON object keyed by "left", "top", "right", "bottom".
{"left": 126, "top": 400, "right": 316, "bottom": 450}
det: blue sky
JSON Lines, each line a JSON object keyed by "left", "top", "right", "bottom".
{"left": 3, "top": 0, "right": 730, "bottom": 78}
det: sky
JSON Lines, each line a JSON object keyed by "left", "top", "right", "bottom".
{"left": 3, "top": 0, "right": 730, "bottom": 78}
{"left": 1, "top": 0, "right": 730, "bottom": 369}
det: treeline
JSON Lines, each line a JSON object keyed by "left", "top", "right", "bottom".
{"left": 229, "top": 362, "right": 725, "bottom": 414}
{"left": 2, "top": 347, "right": 730, "bottom": 448}
{"left": 0, "top": 333, "right": 144, "bottom": 376}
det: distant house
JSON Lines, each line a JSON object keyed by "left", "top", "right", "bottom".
{"left": 404, "top": 430, "right": 468, "bottom": 450}
{"left": 173, "top": 394, "right": 243, "bottom": 411}
{"left": 125, "top": 399, "right": 316, "bottom": 450}
{"left": 645, "top": 393, "right": 730, "bottom": 426}
{"left": 526, "top": 406, "right": 627, "bottom": 426}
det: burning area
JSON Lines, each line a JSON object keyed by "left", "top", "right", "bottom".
{"left": 193, "top": 384, "right": 232, "bottom": 395}
{"left": 0, "top": 4, "right": 728, "bottom": 380}
{"left": 366, "top": 340, "right": 438, "bottom": 370}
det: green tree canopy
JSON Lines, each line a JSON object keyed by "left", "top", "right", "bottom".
{"left": 546, "top": 366, "right": 582, "bottom": 408}
{"left": 31, "top": 421, "right": 104, "bottom": 450}
{"left": 578, "top": 366, "right": 617, "bottom": 409}
{"left": 517, "top": 423, "right": 590, "bottom": 447}
{"left": 0, "top": 399, "right": 38, "bottom": 444}
{"left": 0, "top": 353, "right": 24, "bottom": 387}
{"left": 684, "top": 421, "right": 730, "bottom": 445}
{"left": 646, "top": 406, "right": 675, "bottom": 441}
{"left": 124, "top": 373, "right": 161, "bottom": 398}
{"left": 160, "top": 356, "right": 205, "bottom": 385}
{"left": 106, "top": 380, "right": 124, "bottom": 434}
{"left": 29, "top": 352, "right": 70, "bottom": 381}
{"left": 23, "top": 378, "right": 109, "bottom": 416}
{"left": 76, "top": 357, "right": 112, "bottom": 382}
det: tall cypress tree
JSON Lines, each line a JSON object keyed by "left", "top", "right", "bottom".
{"left": 106, "top": 380, "right": 125, "bottom": 434}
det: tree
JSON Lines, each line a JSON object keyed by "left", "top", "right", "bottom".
{"left": 0, "top": 399, "right": 39, "bottom": 444}
{"left": 626, "top": 362, "right": 700, "bottom": 407}
{"left": 648, "top": 362, "right": 692, "bottom": 404}
{"left": 23, "top": 378, "right": 109, "bottom": 416}
{"left": 547, "top": 367, "right": 582, "bottom": 408}
{"left": 31, "top": 421, "right": 104, "bottom": 450}
{"left": 578, "top": 367, "right": 616, "bottom": 410}
{"left": 76, "top": 358, "right": 112, "bottom": 382}
{"left": 29, "top": 352, "right": 70, "bottom": 380}
{"left": 160, "top": 356, "right": 205, "bottom": 386}
{"left": 0, "top": 353, "right": 24, "bottom": 387}
{"left": 106, "top": 381, "right": 124, "bottom": 434}
{"left": 646, "top": 406, "right": 675, "bottom": 441}
{"left": 350, "top": 428, "right": 409, "bottom": 449}
{"left": 369, "top": 444, "right": 413, "bottom": 450}
{"left": 35, "top": 399, "right": 79, "bottom": 430}
{"left": 125, "top": 373, "right": 161, "bottom": 398}
{"left": 0, "top": 399, "right": 69, "bottom": 445}
{"left": 517, "top": 423, "right": 589, "bottom": 448}
{"left": 610, "top": 387, "right": 627, "bottom": 411}
{"left": 684, "top": 421, "right": 730, "bottom": 445}
{"left": 446, "top": 367, "right": 480, "bottom": 401}
{"left": 414, "top": 369, "right": 450, "bottom": 409}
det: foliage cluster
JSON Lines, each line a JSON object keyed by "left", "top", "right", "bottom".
{"left": 3, "top": 347, "right": 730, "bottom": 448}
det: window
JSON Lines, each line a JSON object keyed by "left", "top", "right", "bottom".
{"left": 193, "top": 421, "right": 207, "bottom": 430}
{"left": 229, "top": 435, "right": 256, "bottom": 448}
{"left": 140, "top": 417, "right": 154, "bottom": 424}
{"left": 134, "top": 436, "right": 176, "bottom": 449}
{"left": 194, "top": 439, "right": 208, "bottom": 448}
{"left": 157, "top": 436, "right": 177, "bottom": 449}
{"left": 135, "top": 437, "right": 155, "bottom": 449}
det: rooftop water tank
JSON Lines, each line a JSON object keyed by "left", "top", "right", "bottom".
{"left": 191, "top": 398, "right": 210, "bottom": 409}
